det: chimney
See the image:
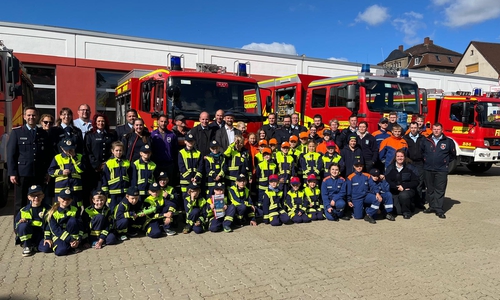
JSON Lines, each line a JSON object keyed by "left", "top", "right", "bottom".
{"left": 424, "top": 37, "right": 433, "bottom": 45}
{"left": 398, "top": 45, "right": 403, "bottom": 51}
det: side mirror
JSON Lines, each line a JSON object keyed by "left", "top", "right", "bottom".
{"left": 475, "top": 105, "right": 484, "bottom": 113}
{"left": 422, "top": 106, "right": 428, "bottom": 114}
{"left": 461, "top": 102, "right": 469, "bottom": 124}
{"left": 346, "top": 101, "right": 356, "bottom": 110}
{"left": 265, "top": 95, "right": 272, "bottom": 113}
{"left": 421, "top": 90, "right": 427, "bottom": 106}
{"left": 347, "top": 85, "right": 356, "bottom": 100}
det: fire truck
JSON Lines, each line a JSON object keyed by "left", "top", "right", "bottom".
{"left": 424, "top": 89, "right": 500, "bottom": 173}
{"left": 115, "top": 56, "right": 264, "bottom": 133}
{"left": 0, "top": 41, "right": 34, "bottom": 206}
{"left": 259, "top": 64, "right": 422, "bottom": 130}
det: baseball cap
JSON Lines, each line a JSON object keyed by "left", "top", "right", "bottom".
{"left": 58, "top": 188, "right": 73, "bottom": 199}
{"left": 140, "top": 144, "right": 152, "bottom": 152}
{"left": 214, "top": 182, "right": 225, "bottom": 190}
{"left": 323, "top": 129, "right": 332, "bottom": 136}
{"left": 188, "top": 182, "right": 201, "bottom": 190}
{"left": 157, "top": 172, "right": 168, "bottom": 179}
{"left": 307, "top": 174, "right": 317, "bottom": 181}
{"left": 281, "top": 142, "right": 290, "bottom": 148}
{"left": 269, "top": 138, "right": 278, "bottom": 145}
{"left": 258, "top": 140, "right": 268, "bottom": 146}
{"left": 369, "top": 168, "right": 380, "bottom": 177}
{"left": 149, "top": 182, "right": 161, "bottom": 191}
{"left": 175, "top": 114, "right": 186, "bottom": 121}
{"left": 28, "top": 185, "right": 42, "bottom": 195}
{"left": 92, "top": 189, "right": 106, "bottom": 197}
{"left": 299, "top": 132, "right": 309, "bottom": 139}
{"left": 269, "top": 174, "right": 279, "bottom": 182}
{"left": 289, "top": 135, "right": 298, "bottom": 142}
{"left": 262, "top": 147, "right": 272, "bottom": 155}
{"left": 185, "top": 133, "right": 195, "bottom": 142}
{"left": 379, "top": 117, "right": 389, "bottom": 124}
{"left": 353, "top": 158, "right": 363, "bottom": 166}
{"left": 127, "top": 186, "right": 140, "bottom": 196}
{"left": 326, "top": 141, "right": 336, "bottom": 148}
{"left": 290, "top": 177, "right": 301, "bottom": 185}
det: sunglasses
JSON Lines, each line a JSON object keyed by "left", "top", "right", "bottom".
{"left": 43, "top": 121, "right": 54, "bottom": 125}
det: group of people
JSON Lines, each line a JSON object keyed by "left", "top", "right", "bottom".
{"left": 7, "top": 105, "right": 456, "bottom": 257}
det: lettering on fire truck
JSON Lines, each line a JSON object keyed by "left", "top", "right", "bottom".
{"left": 495, "top": 129, "right": 500, "bottom": 136}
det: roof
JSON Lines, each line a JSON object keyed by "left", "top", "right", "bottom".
{"left": 404, "top": 43, "right": 461, "bottom": 57}
{"left": 470, "top": 41, "right": 500, "bottom": 75}
{"left": 383, "top": 49, "right": 407, "bottom": 62}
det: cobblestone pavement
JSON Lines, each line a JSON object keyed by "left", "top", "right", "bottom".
{"left": 1, "top": 166, "right": 500, "bottom": 300}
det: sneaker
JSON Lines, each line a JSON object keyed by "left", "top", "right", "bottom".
{"left": 340, "top": 215, "right": 351, "bottom": 221}
{"left": 183, "top": 226, "right": 191, "bottom": 234}
{"left": 386, "top": 213, "right": 396, "bottom": 221}
{"left": 165, "top": 229, "right": 177, "bottom": 236}
{"left": 22, "top": 246, "right": 34, "bottom": 257}
{"left": 120, "top": 235, "right": 128, "bottom": 241}
{"left": 128, "top": 231, "right": 138, "bottom": 237}
{"left": 364, "top": 215, "right": 377, "bottom": 224}
{"left": 223, "top": 226, "right": 233, "bottom": 233}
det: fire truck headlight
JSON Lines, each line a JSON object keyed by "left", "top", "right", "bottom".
{"left": 484, "top": 140, "right": 490, "bottom": 147}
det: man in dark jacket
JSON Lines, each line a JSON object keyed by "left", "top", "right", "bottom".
{"left": 190, "top": 111, "right": 215, "bottom": 157}
{"left": 151, "top": 114, "right": 179, "bottom": 184}
{"left": 357, "top": 121, "right": 378, "bottom": 172}
{"left": 421, "top": 123, "right": 456, "bottom": 219}
{"left": 115, "top": 109, "right": 137, "bottom": 139}
{"left": 403, "top": 121, "right": 426, "bottom": 208}
{"left": 274, "top": 115, "right": 293, "bottom": 145}
{"left": 261, "top": 113, "right": 279, "bottom": 139}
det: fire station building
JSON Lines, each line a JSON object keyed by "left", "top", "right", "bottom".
{"left": 0, "top": 21, "right": 497, "bottom": 126}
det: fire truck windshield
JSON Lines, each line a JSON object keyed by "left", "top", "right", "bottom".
{"left": 169, "top": 77, "right": 261, "bottom": 119}
{"left": 478, "top": 102, "right": 500, "bottom": 128}
{"left": 364, "top": 80, "right": 419, "bottom": 114}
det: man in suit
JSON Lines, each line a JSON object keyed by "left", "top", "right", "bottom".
{"left": 215, "top": 111, "right": 241, "bottom": 151}
{"left": 261, "top": 113, "right": 279, "bottom": 139}
{"left": 7, "top": 106, "right": 51, "bottom": 215}
{"left": 190, "top": 111, "right": 216, "bottom": 157}
{"left": 274, "top": 115, "right": 293, "bottom": 145}
{"left": 115, "top": 108, "right": 137, "bottom": 139}
{"left": 209, "top": 109, "right": 225, "bottom": 130}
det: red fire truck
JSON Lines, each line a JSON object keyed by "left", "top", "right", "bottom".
{"left": 424, "top": 89, "right": 500, "bottom": 173}
{"left": 0, "top": 41, "right": 34, "bottom": 206}
{"left": 259, "top": 64, "right": 422, "bottom": 130}
{"left": 115, "top": 56, "right": 264, "bottom": 133}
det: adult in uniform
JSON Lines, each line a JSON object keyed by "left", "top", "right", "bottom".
{"left": 151, "top": 114, "right": 179, "bottom": 184}
{"left": 261, "top": 113, "right": 278, "bottom": 139}
{"left": 7, "top": 106, "right": 50, "bottom": 215}
{"left": 84, "top": 113, "right": 116, "bottom": 193}
{"left": 48, "top": 107, "right": 84, "bottom": 155}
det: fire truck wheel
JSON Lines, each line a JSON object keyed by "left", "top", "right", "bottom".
{"left": 465, "top": 162, "right": 493, "bottom": 173}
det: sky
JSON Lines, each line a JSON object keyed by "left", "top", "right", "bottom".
{"left": 2, "top": 0, "right": 500, "bottom": 64}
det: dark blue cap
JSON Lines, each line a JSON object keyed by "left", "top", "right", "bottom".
{"left": 28, "top": 185, "right": 43, "bottom": 195}
{"left": 214, "top": 182, "right": 225, "bottom": 190}
{"left": 127, "top": 186, "right": 140, "bottom": 196}
{"left": 149, "top": 182, "right": 161, "bottom": 191}
{"left": 210, "top": 140, "right": 220, "bottom": 148}
{"left": 59, "top": 139, "right": 76, "bottom": 150}
{"left": 140, "top": 144, "right": 152, "bottom": 152}
{"left": 58, "top": 188, "right": 74, "bottom": 199}
{"left": 188, "top": 182, "right": 201, "bottom": 190}
{"left": 92, "top": 189, "right": 106, "bottom": 197}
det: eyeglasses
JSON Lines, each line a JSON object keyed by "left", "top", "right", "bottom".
{"left": 43, "top": 121, "right": 54, "bottom": 125}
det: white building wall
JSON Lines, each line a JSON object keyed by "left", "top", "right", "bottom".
{"left": 454, "top": 44, "right": 498, "bottom": 79}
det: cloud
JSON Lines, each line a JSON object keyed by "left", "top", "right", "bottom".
{"left": 355, "top": 5, "right": 390, "bottom": 26}
{"left": 241, "top": 42, "right": 297, "bottom": 55}
{"left": 328, "top": 57, "right": 349, "bottom": 62}
{"left": 392, "top": 11, "right": 427, "bottom": 45}
{"left": 433, "top": 0, "right": 500, "bottom": 27}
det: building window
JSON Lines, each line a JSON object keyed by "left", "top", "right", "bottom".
{"left": 414, "top": 57, "right": 421, "bottom": 65}
{"left": 96, "top": 70, "right": 126, "bottom": 128}
{"left": 470, "top": 50, "right": 474, "bottom": 56}
{"left": 25, "top": 66, "right": 56, "bottom": 118}
{"left": 435, "top": 55, "right": 441, "bottom": 62}
{"left": 448, "top": 56, "right": 453, "bottom": 63}
{"left": 466, "top": 63, "right": 479, "bottom": 74}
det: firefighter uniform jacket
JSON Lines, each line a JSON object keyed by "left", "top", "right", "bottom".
{"left": 81, "top": 205, "right": 113, "bottom": 242}
{"left": 228, "top": 185, "right": 255, "bottom": 220}
{"left": 7, "top": 125, "right": 50, "bottom": 179}
{"left": 204, "top": 153, "right": 226, "bottom": 191}
{"left": 321, "top": 176, "right": 346, "bottom": 208}
{"left": 101, "top": 158, "right": 131, "bottom": 195}
{"left": 114, "top": 198, "right": 143, "bottom": 234}
{"left": 160, "top": 185, "right": 179, "bottom": 209}
{"left": 178, "top": 147, "right": 203, "bottom": 187}
{"left": 304, "top": 186, "right": 324, "bottom": 214}
{"left": 84, "top": 130, "right": 116, "bottom": 170}
{"left": 285, "top": 190, "right": 307, "bottom": 218}
{"left": 262, "top": 188, "right": 285, "bottom": 223}
{"left": 48, "top": 125, "right": 84, "bottom": 155}
{"left": 299, "top": 152, "right": 323, "bottom": 180}
{"left": 47, "top": 206, "right": 82, "bottom": 243}
{"left": 346, "top": 171, "right": 374, "bottom": 202}
{"left": 421, "top": 134, "right": 456, "bottom": 172}
{"left": 321, "top": 153, "right": 344, "bottom": 177}
{"left": 14, "top": 203, "right": 51, "bottom": 242}
{"left": 372, "top": 129, "right": 392, "bottom": 150}
{"left": 131, "top": 159, "right": 156, "bottom": 196}
{"left": 379, "top": 136, "right": 408, "bottom": 169}
{"left": 223, "top": 143, "right": 252, "bottom": 183}
{"left": 48, "top": 153, "right": 86, "bottom": 204}
{"left": 184, "top": 195, "right": 207, "bottom": 227}
{"left": 255, "top": 160, "right": 278, "bottom": 192}
{"left": 275, "top": 152, "right": 295, "bottom": 184}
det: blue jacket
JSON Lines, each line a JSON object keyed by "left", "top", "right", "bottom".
{"left": 421, "top": 134, "right": 456, "bottom": 172}
{"left": 7, "top": 125, "right": 50, "bottom": 178}
{"left": 151, "top": 129, "right": 178, "bottom": 166}
{"left": 368, "top": 177, "right": 391, "bottom": 194}
{"left": 346, "top": 171, "right": 374, "bottom": 202}
{"left": 321, "top": 176, "right": 346, "bottom": 208}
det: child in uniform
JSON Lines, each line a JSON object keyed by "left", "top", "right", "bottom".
{"left": 275, "top": 141, "right": 295, "bottom": 196}
{"left": 44, "top": 189, "right": 83, "bottom": 256}
{"left": 227, "top": 174, "right": 257, "bottom": 226}
{"left": 141, "top": 182, "right": 166, "bottom": 238}
{"left": 178, "top": 133, "right": 203, "bottom": 199}
{"left": 102, "top": 141, "right": 131, "bottom": 213}
{"left": 321, "top": 163, "right": 349, "bottom": 221}
{"left": 81, "top": 189, "right": 118, "bottom": 249}
{"left": 300, "top": 140, "right": 323, "bottom": 182}
{"left": 262, "top": 174, "right": 290, "bottom": 226}
{"left": 131, "top": 144, "right": 156, "bottom": 201}
{"left": 304, "top": 174, "right": 325, "bottom": 221}
{"left": 14, "top": 185, "right": 51, "bottom": 257}
{"left": 183, "top": 182, "right": 207, "bottom": 234}
{"left": 157, "top": 172, "right": 178, "bottom": 236}
{"left": 204, "top": 140, "right": 226, "bottom": 197}
{"left": 114, "top": 186, "right": 143, "bottom": 240}
{"left": 365, "top": 168, "right": 396, "bottom": 224}
{"left": 285, "top": 177, "right": 311, "bottom": 224}
{"left": 207, "top": 182, "right": 235, "bottom": 233}
{"left": 255, "top": 147, "right": 277, "bottom": 201}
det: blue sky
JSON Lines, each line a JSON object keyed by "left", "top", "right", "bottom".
{"left": 2, "top": 0, "right": 500, "bottom": 64}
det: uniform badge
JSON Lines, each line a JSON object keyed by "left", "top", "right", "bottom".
{"left": 365, "top": 140, "right": 369, "bottom": 145}
{"left": 66, "top": 140, "right": 72, "bottom": 146}
{"left": 144, "top": 145, "right": 150, "bottom": 149}
{"left": 440, "top": 144, "right": 446, "bottom": 150}
{"left": 39, "top": 211, "right": 44, "bottom": 218}
{"left": 152, "top": 183, "right": 158, "bottom": 187}
{"left": 65, "top": 189, "right": 71, "bottom": 195}
{"left": 31, "top": 185, "right": 37, "bottom": 189}
{"left": 167, "top": 137, "right": 171, "bottom": 143}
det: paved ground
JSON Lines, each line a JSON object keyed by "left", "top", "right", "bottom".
{"left": 1, "top": 166, "right": 500, "bottom": 300}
